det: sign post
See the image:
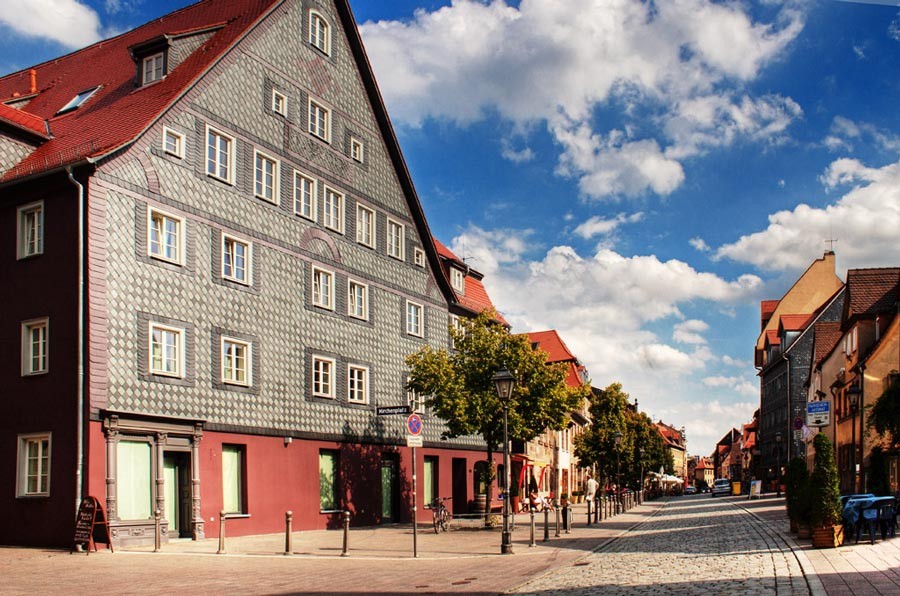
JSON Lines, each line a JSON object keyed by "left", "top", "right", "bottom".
{"left": 407, "top": 413, "right": 423, "bottom": 558}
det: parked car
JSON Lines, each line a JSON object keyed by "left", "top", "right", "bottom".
{"left": 711, "top": 478, "right": 731, "bottom": 497}
{"left": 684, "top": 486, "right": 697, "bottom": 495}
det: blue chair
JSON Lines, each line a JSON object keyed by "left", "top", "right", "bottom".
{"left": 878, "top": 499, "right": 897, "bottom": 540}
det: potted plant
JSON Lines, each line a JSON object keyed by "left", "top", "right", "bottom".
{"left": 572, "top": 490, "right": 583, "bottom": 504}
{"left": 809, "top": 433, "right": 843, "bottom": 548}
{"left": 786, "top": 457, "right": 812, "bottom": 537}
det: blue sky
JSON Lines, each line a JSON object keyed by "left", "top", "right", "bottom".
{"left": 3, "top": 0, "right": 899, "bottom": 457}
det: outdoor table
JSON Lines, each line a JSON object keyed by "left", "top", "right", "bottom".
{"left": 844, "top": 496, "right": 896, "bottom": 544}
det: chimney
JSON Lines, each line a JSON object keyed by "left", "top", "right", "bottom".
{"left": 29, "top": 69, "right": 37, "bottom": 94}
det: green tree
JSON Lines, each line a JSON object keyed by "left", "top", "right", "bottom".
{"left": 867, "top": 376, "right": 900, "bottom": 450}
{"left": 810, "top": 433, "right": 841, "bottom": 528}
{"left": 405, "top": 310, "right": 588, "bottom": 518}
{"left": 574, "top": 383, "right": 629, "bottom": 490}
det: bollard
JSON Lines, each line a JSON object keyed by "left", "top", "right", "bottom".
{"left": 217, "top": 510, "right": 226, "bottom": 554}
{"left": 284, "top": 511, "right": 293, "bottom": 555}
{"left": 595, "top": 497, "right": 600, "bottom": 523}
{"left": 565, "top": 506, "right": 571, "bottom": 534}
{"left": 543, "top": 507, "right": 550, "bottom": 542}
{"left": 153, "top": 509, "right": 161, "bottom": 553}
{"left": 341, "top": 510, "right": 350, "bottom": 556}
{"left": 555, "top": 506, "right": 560, "bottom": 537}
{"left": 529, "top": 509, "right": 536, "bottom": 547}
{"left": 586, "top": 499, "right": 592, "bottom": 526}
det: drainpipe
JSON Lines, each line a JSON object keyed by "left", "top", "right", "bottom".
{"left": 781, "top": 351, "right": 791, "bottom": 468}
{"left": 66, "top": 167, "right": 85, "bottom": 514}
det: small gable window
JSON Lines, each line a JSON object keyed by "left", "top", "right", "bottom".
{"left": 309, "top": 11, "right": 330, "bottom": 55}
{"left": 57, "top": 86, "right": 100, "bottom": 115}
{"left": 272, "top": 89, "right": 287, "bottom": 116}
{"left": 142, "top": 53, "right": 165, "bottom": 84}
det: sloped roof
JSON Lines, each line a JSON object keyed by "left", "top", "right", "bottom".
{"left": 812, "top": 321, "right": 842, "bottom": 367}
{"left": 844, "top": 268, "right": 900, "bottom": 325}
{"left": 760, "top": 300, "right": 779, "bottom": 326}
{"left": 778, "top": 313, "right": 813, "bottom": 333}
{"left": 433, "top": 238, "right": 507, "bottom": 325}
{"left": 765, "top": 329, "right": 781, "bottom": 347}
{"left": 0, "top": 0, "right": 281, "bottom": 182}
{"left": 0, "top": 102, "right": 49, "bottom": 139}
{"left": 526, "top": 330, "right": 586, "bottom": 388}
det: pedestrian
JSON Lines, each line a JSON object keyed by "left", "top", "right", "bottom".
{"left": 585, "top": 473, "right": 598, "bottom": 503}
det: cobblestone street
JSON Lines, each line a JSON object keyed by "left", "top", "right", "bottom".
{"left": 515, "top": 496, "right": 809, "bottom": 596}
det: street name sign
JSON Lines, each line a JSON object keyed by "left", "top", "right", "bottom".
{"left": 376, "top": 405, "right": 410, "bottom": 416}
{"left": 807, "top": 401, "right": 830, "bottom": 427}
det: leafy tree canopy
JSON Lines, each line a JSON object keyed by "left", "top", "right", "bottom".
{"left": 867, "top": 376, "right": 900, "bottom": 450}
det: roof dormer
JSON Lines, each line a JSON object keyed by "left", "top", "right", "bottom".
{"left": 129, "top": 36, "right": 170, "bottom": 87}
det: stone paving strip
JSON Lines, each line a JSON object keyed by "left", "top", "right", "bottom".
{"left": 512, "top": 496, "right": 812, "bottom": 596}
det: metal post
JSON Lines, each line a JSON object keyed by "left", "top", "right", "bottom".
{"left": 341, "top": 510, "right": 350, "bottom": 556}
{"left": 555, "top": 506, "right": 560, "bottom": 537}
{"left": 412, "top": 446, "right": 418, "bottom": 559}
{"left": 529, "top": 509, "right": 536, "bottom": 547}
{"left": 543, "top": 507, "right": 549, "bottom": 541}
{"left": 501, "top": 407, "right": 513, "bottom": 554}
{"left": 595, "top": 496, "right": 600, "bottom": 523}
{"left": 216, "top": 510, "right": 226, "bottom": 554}
{"left": 153, "top": 509, "right": 161, "bottom": 553}
{"left": 284, "top": 511, "right": 293, "bottom": 555}
{"left": 586, "top": 498, "right": 592, "bottom": 526}
{"left": 565, "top": 506, "right": 571, "bottom": 534}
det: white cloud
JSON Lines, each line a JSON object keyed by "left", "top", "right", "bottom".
{"left": 573, "top": 212, "right": 644, "bottom": 240}
{"left": 714, "top": 158, "right": 900, "bottom": 272}
{"left": 0, "top": 0, "right": 102, "bottom": 49}
{"left": 722, "top": 355, "right": 752, "bottom": 368}
{"left": 823, "top": 116, "right": 900, "bottom": 153}
{"left": 703, "top": 376, "right": 758, "bottom": 397}
{"left": 361, "top": 0, "right": 804, "bottom": 200}
{"left": 689, "top": 237, "right": 711, "bottom": 252}
{"left": 673, "top": 319, "right": 710, "bottom": 344}
{"left": 500, "top": 138, "right": 535, "bottom": 163}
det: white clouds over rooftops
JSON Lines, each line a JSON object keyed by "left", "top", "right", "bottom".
{"left": 361, "top": 0, "right": 804, "bottom": 200}
{"left": 714, "top": 157, "right": 900, "bottom": 273}
{"left": 0, "top": 0, "right": 103, "bottom": 49}
{"left": 573, "top": 212, "right": 644, "bottom": 240}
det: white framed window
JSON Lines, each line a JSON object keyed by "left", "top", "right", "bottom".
{"left": 450, "top": 267, "right": 465, "bottom": 292}
{"left": 350, "top": 137, "right": 364, "bottom": 163}
{"left": 309, "top": 11, "right": 331, "bottom": 55}
{"left": 149, "top": 322, "right": 183, "bottom": 378}
{"left": 21, "top": 318, "right": 49, "bottom": 376}
{"left": 293, "top": 171, "right": 317, "bottom": 221}
{"left": 348, "top": 280, "right": 368, "bottom": 320}
{"left": 387, "top": 219, "right": 405, "bottom": 260}
{"left": 407, "top": 388, "right": 425, "bottom": 414}
{"left": 406, "top": 301, "right": 423, "bottom": 337}
{"left": 414, "top": 247, "right": 425, "bottom": 268}
{"left": 323, "top": 186, "right": 344, "bottom": 232}
{"left": 206, "top": 126, "right": 235, "bottom": 184}
{"left": 148, "top": 208, "right": 183, "bottom": 265}
{"left": 222, "top": 337, "right": 251, "bottom": 386}
{"left": 308, "top": 98, "right": 330, "bottom": 142}
{"left": 17, "top": 433, "right": 50, "bottom": 497}
{"left": 851, "top": 326, "right": 858, "bottom": 353}
{"left": 142, "top": 52, "right": 165, "bottom": 84}
{"left": 222, "top": 234, "right": 251, "bottom": 285}
{"left": 17, "top": 201, "right": 44, "bottom": 259}
{"left": 348, "top": 365, "right": 369, "bottom": 404}
{"left": 312, "top": 267, "right": 334, "bottom": 310}
{"left": 356, "top": 204, "right": 375, "bottom": 248}
{"left": 162, "top": 127, "right": 185, "bottom": 159}
{"left": 271, "top": 89, "right": 287, "bottom": 116}
{"left": 253, "top": 149, "right": 280, "bottom": 204}
{"left": 313, "top": 355, "right": 336, "bottom": 398}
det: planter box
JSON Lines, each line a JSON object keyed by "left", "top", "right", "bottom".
{"left": 811, "top": 524, "right": 843, "bottom": 548}
{"left": 797, "top": 524, "right": 811, "bottom": 539}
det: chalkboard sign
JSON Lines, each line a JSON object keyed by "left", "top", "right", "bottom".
{"left": 73, "top": 496, "right": 113, "bottom": 554}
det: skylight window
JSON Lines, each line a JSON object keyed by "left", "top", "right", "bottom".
{"left": 57, "top": 86, "right": 100, "bottom": 114}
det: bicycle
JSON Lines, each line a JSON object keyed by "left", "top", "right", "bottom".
{"left": 429, "top": 496, "right": 452, "bottom": 533}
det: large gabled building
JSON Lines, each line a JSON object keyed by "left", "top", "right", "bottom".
{"left": 1, "top": 0, "right": 498, "bottom": 547}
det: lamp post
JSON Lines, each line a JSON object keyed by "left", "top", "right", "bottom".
{"left": 847, "top": 384, "right": 861, "bottom": 494}
{"left": 639, "top": 447, "right": 645, "bottom": 504}
{"left": 613, "top": 431, "right": 623, "bottom": 511}
{"left": 775, "top": 432, "right": 782, "bottom": 497}
{"left": 493, "top": 365, "right": 517, "bottom": 555}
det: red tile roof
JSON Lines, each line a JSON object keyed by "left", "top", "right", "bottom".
{"left": 765, "top": 329, "right": 781, "bottom": 346}
{"left": 525, "top": 330, "right": 586, "bottom": 387}
{"left": 0, "top": 0, "right": 280, "bottom": 182}
{"left": 778, "top": 313, "right": 813, "bottom": 333}
{"left": 434, "top": 238, "right": 508, "bottom": 325}
{"left": 845, "top": 268, "right": 900, "bottom": 322}
{"left": 812, "top": 321, "right": 842, "bottom": 366}
{"left": 761, "top": 299, "right": 779, "bottom": 320}
{"left": 0, "top": 102, "right": 49, "bottom": 139}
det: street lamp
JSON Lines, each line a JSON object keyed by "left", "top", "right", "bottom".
{"left": 775, "top": 432, "right": 782, "bottom": 497}
{"left": 613, "top": 431, "right": 623, "bottom": 510}
{"left": 847, "top": 384, "right": 861, "bottom": 494}
{"left": 493, "top": 365, "right": 517, "bottom": 555}
{"left": 639, "top": 447, "right": 646, "bottom": 504}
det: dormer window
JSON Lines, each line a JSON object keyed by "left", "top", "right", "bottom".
{"left": 57, "top": 86, "right": 100, "bottom": 114}
{"left": 450, "top": 267, "right": 465, "bottom": 292}
{"left": 142, "top": 52, "right": 165, "bottom": 84}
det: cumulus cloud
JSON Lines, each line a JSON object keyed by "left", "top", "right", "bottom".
{"left": 715, "top": 158, "right": 900, "bottom": 272}
{"left": 703, "top": 376, "right": 758, "bottom": 397}
{"left": 823, "top": 116, "right": 900, "bottom": 154}
{"left": 0, "top": 0, "right": 102, "bottom": 49}
{"left": 673, "top": 319, "right": 710, "bottom": 344}
{"left": 573, "top": 212, "right": 644, "bottom": 240}
{"left": 361, "top": 0, "right": 804, "bottom": 200}
{"left": 690, "top": 237, "right": 711, "bottom": 252}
